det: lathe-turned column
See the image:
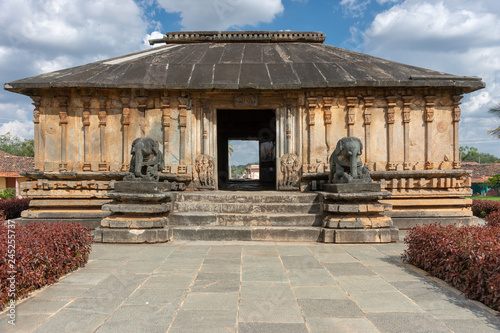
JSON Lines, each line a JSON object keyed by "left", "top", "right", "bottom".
{"left": 402, "top": 96, "right": 412, "bottom": 170}
{"left": 58, "top": 96, "right": 68, "bottom": 172}
{"left": 306, "top": 97, "right": 317, "bottom": 165}
{"left": 178, "top": 97, "right": 188, "bottom": 165}
{"left": 424, "top": 95, "right": 436, "bottom": 170}
{"left": 82, "top": 97, "right": 91, "bottom": 171}
{"left": 452, "top": 95, "right": 462, "bottom": 169}
{"left": 386, "top": 96, "right": 397, "bottom": 170}
{"left": 323, "top": 97, "right": 333, "bottom": 156}
{"left": 161, "top": 97, "right": 171, "bottom": 169}
{"left": 346, "top": 96, "right": 357, "bottom": 137}
{"left": 98, "top": 96, "right": 108, "bottom": 171}
{"left": 363, "top": 96, "right": 374, "bottom": 165}
{"left": 31, "top": 96, "right": 42, "bottom": 171}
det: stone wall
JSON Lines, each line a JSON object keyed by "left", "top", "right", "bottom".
{"left": 20, "top": 86, "right": 472, "bottom": 227}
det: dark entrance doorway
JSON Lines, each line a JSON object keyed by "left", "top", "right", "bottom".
{"left": 217, "top": 109, "right": 276, "bottom": 190}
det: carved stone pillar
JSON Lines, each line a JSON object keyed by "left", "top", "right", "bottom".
{"left": 31, "top": 96, "right": 42, "bottom": 171}
{"left": 386, "top": 96, "right": 397, "bottom": 170}
{"left": 98, "top": 96, "right": 108, "bottom": 171}
{"left": 363, "top": 97, "right": 374, "bottom": 165}
{"left": 137, "top": 96, "right": 147, "bottom": 137}
{"left": 178, "top": 97, "right": 188, "bottom": 165}
{"left": 161, "top": 97, "right": 171, "bottom": 170}
{"left": 323, "top": 97, "right": 333, "bottom": 156}
{"left": 346, "top": 97, "right": 357, "bottom": 137}
{"left": 121, "top": 107, "right": 131, "bottom": 171}
{"left": 306, "top": 97, "right": 317, "bottom": 165}
{"left": 286, "top": 99, "right": 293, "bottom": 154}
{"left": 58, "top": 96, "right": 68, "bottom": 172}
{"left": 82, "top": 97, "right": 91, "bottom": 171}
{"left": 402, "top": 96, "right": 412, "bottom": 170}
{"left": 452, "top": 95, "right": 463, "bottom": 169}
{"left": 425, "top": 95, "right": 436, "bottom": 170}
{"left": 201, "top": 99, "right": 209, "bottom": 155}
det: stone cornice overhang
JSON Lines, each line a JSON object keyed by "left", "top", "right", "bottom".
{"left": 4, "top": 31, "right": 485, "bottom": 95}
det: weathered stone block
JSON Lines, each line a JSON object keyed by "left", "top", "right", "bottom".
{"left": 251, "top": 226, "right": 321, "bottom": 242}
{"left": 102, "top": 203, "right": 171, "bottom": 214}
{"left": 322, "top": 228, "right": 335, "bottom": 243}
{"left": 323, "top": 183, "right": 381, "bottom": 193}
{"left": 333, "top": 229, "right": 394, "bottom": 243}
{"left": 101, "top": 216, "right": 168, "bottom": 229}
{"left": 97, "top": 227, "right": 169, "bottom": 243}
{"left": 114, "top": 181, "right": 172, "bottom": 194}
{"left": 369, "top": 216, "right": 393, "bottom": 228}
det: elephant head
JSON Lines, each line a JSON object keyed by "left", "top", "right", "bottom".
{"left": 330, "top": 136, "right": 365, "bottom": 182}
{"left": 128, "top": 138, "right": 163, "bottom": 181}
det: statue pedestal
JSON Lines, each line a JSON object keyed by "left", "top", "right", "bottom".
{"left": 94, "top": 181, "right": 173, "bottom": 243}
{"left": 320, "top": 183, "right": 399, "bottom": 243}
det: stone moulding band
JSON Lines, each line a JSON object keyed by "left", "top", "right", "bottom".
{"left": 149, "top": 31, "right": 326, "bottom": 45}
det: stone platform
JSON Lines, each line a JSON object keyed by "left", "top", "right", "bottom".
{"left": 94, "top": 181, "right": 173, "bottom": 243}
{"left": 320, "top": 183, "right": 399, "bottom": 243}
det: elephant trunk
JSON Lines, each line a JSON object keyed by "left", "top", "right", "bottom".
{"left": 350, "top": 152, "right": 358, "bottom": 178}
{"left": 135, "top": 151, "right": 143, "bottom": 177}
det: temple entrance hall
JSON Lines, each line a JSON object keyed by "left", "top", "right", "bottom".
{"left": 217, "top": 109, "right": 276, "bottom": 191}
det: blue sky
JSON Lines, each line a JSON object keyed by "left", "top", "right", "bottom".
{"left": 1, "top": 0, "right": 499, "bottom": 163}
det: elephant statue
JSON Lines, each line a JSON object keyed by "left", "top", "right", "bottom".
{"left": 125, "top": 138, "right": 164, "bottom": 182}
{"left": 329, "top": 136, "right": 371, "bottom": 183}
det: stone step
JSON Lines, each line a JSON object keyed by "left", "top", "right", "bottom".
{"left": 169, "top": 212, "right": 323, "bottom": 227}
{"left": 170, "top": 226, "right": 322, "bottom": 242}
{"left": 174, "top": 191, "right": 319, "bottom": 204}
{"left": 173, "top": 202, "right": 320, "bottom": 214}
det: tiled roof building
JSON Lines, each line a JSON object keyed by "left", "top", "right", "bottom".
{"left": 461, "top": 162, "right": 500, "bottom": 183}
{"left": 0, "top": 150, "right": 34, "bottom": 194}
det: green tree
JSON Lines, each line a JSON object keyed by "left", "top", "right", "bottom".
{"left": 460, "top": 146, "right": 500, "bottom": 163}
{"left": 0, "top": 132, "right": 34, "bottom": 157}
{"left": 488, "top": 103, "right": 500, "bottom": 138}
{"left": 486, "top": 174, "right": 500, "bottom": 190}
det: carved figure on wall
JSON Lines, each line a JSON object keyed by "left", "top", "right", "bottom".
{"left": 329, "top": 137, "right": 371, "bottom": 183}
{"left": 279, "top": 153, "right": 301, "bottom": 190}
{"left": 195, "top": 154, "right": 215, "bottom": 188}
{"left": 125, "top": 138, "right": 164, "bottom": 182}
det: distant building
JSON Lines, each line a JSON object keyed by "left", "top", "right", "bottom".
{"left": 244, "top": 164, "right": 260, "bottom": 180}
{"left": 0, "top": 150, "right": 33, "bottom": 196}
{"left": 462, "top": 162, "right": 500, "bottom": 195}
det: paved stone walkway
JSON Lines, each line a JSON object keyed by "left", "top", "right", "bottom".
{"left": 1, "top": 241, "right": 499, "bottom": 332}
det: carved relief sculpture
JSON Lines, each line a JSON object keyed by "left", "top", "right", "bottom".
{"left": 195, "top": 154, "right": 215, "bottom": 188}
{"left": 279, "top": 153, "right": 301, "bottom": 190}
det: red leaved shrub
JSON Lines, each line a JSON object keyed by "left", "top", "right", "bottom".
{"left": 485, "top": 210, "right": 500, "bottom": 227}
{"left": 0, "top": 220, "right": 92, "bottom": 311}
{"left": 0, "top": 198, "right": 30, "bottom": 220}
{"left": 471, "top": 199, "right": 500, "bottom": 218}
{"left": 403, "top": 223, "right": 500, "bottom": 311}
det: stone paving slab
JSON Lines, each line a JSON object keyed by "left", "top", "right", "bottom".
{"left": 1, "top": 241, "right": 500, "bottom": 332}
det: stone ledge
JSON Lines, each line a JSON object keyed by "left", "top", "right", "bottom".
{"left": 101, "top": 216, "right": 168, "bottom": 229}
{"left": 94, "top": 227, "right": 170, "bottom": 243}
{"left": 102, "top": 203, "right": 172, "bottom": 214}
{"left": 322, "top": 228, "right": 398, "bottom": 243}
{"left": 319, "top": 191, "right": 391, "bottom": 201}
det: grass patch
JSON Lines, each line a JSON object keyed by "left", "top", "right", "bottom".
{"left": 470, "top": 195, "right": 500, "bottom": 201}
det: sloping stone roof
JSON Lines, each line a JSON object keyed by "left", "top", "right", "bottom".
{"left": 4, "top": 31, "right": 484, "bottom": 93}
{"left": 0, "top": 150, "right": 34, "bottom": 177}
{"left": 461, "top": 162, "right": 500, "bottom": 183}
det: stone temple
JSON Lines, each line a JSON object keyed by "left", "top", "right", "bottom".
{"left": 4, "top": 31, "right": 485, "bottom": 242}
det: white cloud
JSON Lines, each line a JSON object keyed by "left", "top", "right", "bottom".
{"left": 362, "top": 0, "right": 500, "bottom": 157}
{"left": 340, "top": 0, "right": 371, "bottom": 17}
{"left": 143, "top": 31, "right": 165, "bottom": 48}
{"left": 156, "top": 0, "right": 284, "bottom": 30}
{"left": 0, "top": 0, "right": 151, "bottom": 139}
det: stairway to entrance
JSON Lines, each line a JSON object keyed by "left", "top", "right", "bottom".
{"left": 169, "top": 191, "right": 323, "bottom": 241}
